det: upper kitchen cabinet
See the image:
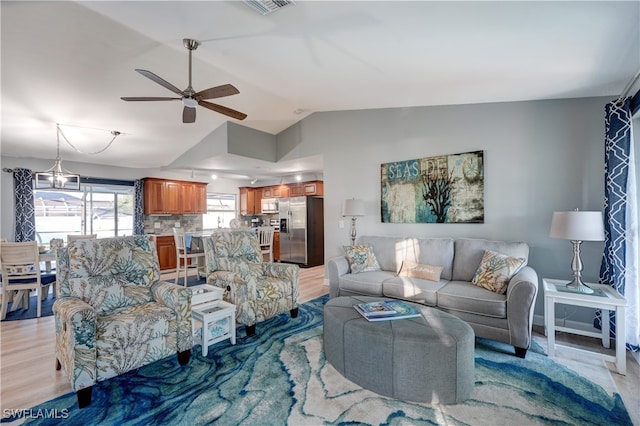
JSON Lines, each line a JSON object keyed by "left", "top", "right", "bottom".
{"left": 144, "top": 178, "right": 207, "bottom": 215}
{"left": 239, "top": 187, "right": 257, "bottom": 215}
{"left": 262, "top": 184, "right": 290, "bottom": 199}
{"left": 289, "top": 181, "right": 324, "bottom": 197}
{"left": 180, "top": 182, "right": 208, "bottom": 214}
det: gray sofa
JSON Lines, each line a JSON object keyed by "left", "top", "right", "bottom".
{"left": 327, "top": 236, "right": 539, "bottom": 358}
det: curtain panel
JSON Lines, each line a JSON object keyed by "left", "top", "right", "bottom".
{"left": 133, "top": 179, "right": 145, "bottom": 235}
{"left": 13, "top": 168, "right": 36, "bottom": 242}
{"left": 598, "top": 97, "right": 640, "bottom": 352}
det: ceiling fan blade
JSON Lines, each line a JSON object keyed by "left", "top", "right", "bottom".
{"left": 183, "top": 106, "right": 196, "bottom": 123}
{"left": 198, "top": 100, "right": 247, "bottom": 121}
{"left": 121, "top": 97, "right": 181, "bottom": 101}
{"left": 135, "top": 69, "right": 184, "bottom": 96}
{"left": 194, "top": 84, "right": 240, "bottom": 100}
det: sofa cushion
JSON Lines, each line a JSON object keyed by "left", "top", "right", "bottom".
{"left": 343, "top": 245, "right": 381, "bottom": 274}
{"left": 358, "top": 236, "right": 408, "bottom": 273}
{"left": 382, "top": 276, "right": 448, "bottom": 306}
{"left": 405, "top": 238, "right": 455, "bottom": 280}
{"left": 437, "top": 281, "right": 507, "bottom": 318}
{"left": 339, "top": 271, "right": 396, "bottom": 296}
{"left": 398, "top": 261, "right": 443, "bottom": 282}
{"left": 471, "top": 250, "right": 525, "bottom": 294}
{"left": 452, "top": 239, "right": 529, "bottom": 282}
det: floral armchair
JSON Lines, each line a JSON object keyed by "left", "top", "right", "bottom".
{"left": 203, "top": 230, "right": 299, "bottom": 337}
{"left": 53, "top": 235, "right": 192, "bottom": 408}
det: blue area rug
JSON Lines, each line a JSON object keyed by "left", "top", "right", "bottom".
{"left": 2, "top": 274, "right": 205, "bottom": 321}
{"left": 4, "top": 295, "right": 632, "bottom": 425}
{"left": 2, "top": 292, "right": 56, "bottom": 321}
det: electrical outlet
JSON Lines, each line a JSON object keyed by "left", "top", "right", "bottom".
{"left": 339, "top": 220, "right": 344, "bottom": 229}
{"left": 175, "top": 222, "right": 181, "bottom": 228}
{"left": 154, "top": 222, "right": 161, "bottom": 229}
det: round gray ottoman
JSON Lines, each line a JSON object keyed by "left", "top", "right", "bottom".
{"left": 323, "top": 296, "right": 475, "bottom": 404}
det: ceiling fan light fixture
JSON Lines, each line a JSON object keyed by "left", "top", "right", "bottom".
{"left": 182, "top": 97, "right": 198, "bottom": 108}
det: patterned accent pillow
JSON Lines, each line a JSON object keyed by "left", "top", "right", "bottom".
{"left": 343, "top": 245, "right": 381, "bottom": 274}
{"left": 399, "top": 261, "right": 443, "bottom": 282}
{"left": 472, "top": 250, "right": 525, "bottom": 294}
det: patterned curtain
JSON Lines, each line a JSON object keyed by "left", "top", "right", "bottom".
{"left": 133, "top": 179, "right": 145, "bottom": 235}
{"left": 598, "top": 97, "right": 640, "bottom": 352}
{"left": 14, "top": 168, "right": 36, "bottom": 242}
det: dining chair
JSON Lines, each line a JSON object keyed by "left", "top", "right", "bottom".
{"left": 0, "top": 241, "right": 47, "bottom": 320}
{"left": 67, "top": 234, "right": 97, "bottom": 243}
{"left": 173, "top": 228, "right": 205, "bottom": 286}
{"left": 257, "top": 226, "right": 275, "bottom": 262}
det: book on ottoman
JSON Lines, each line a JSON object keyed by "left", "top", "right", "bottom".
{"left": 354, "top": 300, "right": 421, "bottom": 321}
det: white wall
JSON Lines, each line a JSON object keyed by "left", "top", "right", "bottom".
{"left": 278, "top": 96, "right": 611, "bottom": 322}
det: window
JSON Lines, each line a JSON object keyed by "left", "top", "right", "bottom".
{"left": 203, "top": 193, "right": 237, "bottom": 229}
{"left": 35, "top": 183, "right": 133, "bottom": 244}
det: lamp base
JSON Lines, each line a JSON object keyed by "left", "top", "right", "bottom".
{"left": 565, "top": 278, "right": 594, "bottom": 294}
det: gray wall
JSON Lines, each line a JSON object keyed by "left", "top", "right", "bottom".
{"left": 279, "top": 96, "right": 611, "bottom": 323}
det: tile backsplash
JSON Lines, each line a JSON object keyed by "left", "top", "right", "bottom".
{"left": 143, "top": 215, "right": 203, "bottom": 234}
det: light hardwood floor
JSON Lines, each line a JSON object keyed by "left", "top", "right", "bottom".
{"left": 0, "top": 265, "right": 329, "bottom": 412}
{"left": 1, "top": 267, "right": 638, "bottom": 425}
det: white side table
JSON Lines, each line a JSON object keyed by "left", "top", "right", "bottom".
{"left": 192, "top": 299, "right": 236, "bottom": 356}
{"left": 190, "top": 284, "right": 223, "bottom": 306}
{"left": 543, "top": 278, "right": 627, "bottom": 375}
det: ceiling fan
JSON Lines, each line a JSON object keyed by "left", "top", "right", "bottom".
{"left": 121, "top": 38, "right": 247, "bottom": 123}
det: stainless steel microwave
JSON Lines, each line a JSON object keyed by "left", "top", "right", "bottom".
{"left": 261, "top": 198, "right": 278, "bottom": 213}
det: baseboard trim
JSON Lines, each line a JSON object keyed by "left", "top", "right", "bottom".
{"left": 533, "top": 314, "right": 598, "bottom": 332}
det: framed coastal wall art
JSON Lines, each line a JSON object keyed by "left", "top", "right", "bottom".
{"left": 381, "top": 150, "right": 484, "bottom": 223}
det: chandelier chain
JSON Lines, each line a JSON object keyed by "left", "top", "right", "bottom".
{"left": 57, "top": 124, "right": 121, "bottom": 156}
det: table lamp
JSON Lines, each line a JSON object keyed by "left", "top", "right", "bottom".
{"left": 549, "top": 209, "right": 605, "bottom": 294}
{"left": 342, "top": 198, "right": 365, "bottom": 245}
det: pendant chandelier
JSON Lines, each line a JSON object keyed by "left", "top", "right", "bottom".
{"left": 35, "top": 124, "right": 121, "bottom": 190}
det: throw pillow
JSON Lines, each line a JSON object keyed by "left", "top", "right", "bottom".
{"left": 343, "top": 245, "right": 381, "bottom": 274}
{"left": 472, "top": 250, "right": 525, "bottom": 294}
{"left": 398, "top": 261, "right": 443, "bottom": 282}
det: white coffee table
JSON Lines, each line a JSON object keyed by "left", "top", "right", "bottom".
{"left": 543, "top": 278, "right": 627, "bottom": 375}
{"left": 192, "top": 299, "right": 236, "bottom": 356}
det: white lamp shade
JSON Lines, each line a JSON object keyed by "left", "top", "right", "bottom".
{"left": 549, "top": 211, "right": 605, "bottom": 241}
{"left": 342, "top": 199, "right": 365, "bottom": 217}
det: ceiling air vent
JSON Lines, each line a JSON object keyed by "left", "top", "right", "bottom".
{"left": 243, "top": 0, "right": 295, "bottom": 16}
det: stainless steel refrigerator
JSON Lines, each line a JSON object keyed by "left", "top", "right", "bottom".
{"left": 279, "top": 196, "right": 324, "bottom": 267}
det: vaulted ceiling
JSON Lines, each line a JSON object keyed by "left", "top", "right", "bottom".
{"left": 1, "top": 1, "right": 638, "bottom": 180}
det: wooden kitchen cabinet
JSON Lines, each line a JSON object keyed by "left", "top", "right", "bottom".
{"left": 273, "top": 231, "right": 280, "bottom": 261}
{"left": 154, "top": 235, "right": 177, "bottom": 271}
{"left": 181, "top": 182, "right": 208, "bottom": 214}
{"left": 194, "top": 184, "right": 207, "bottom": 214}
{"left": 144, "top": 179, "right": 180, "bottom": 214}
{"left": 144, "top": 178, "right": 207, "bottom": 215}
{"left": 289, "top": 181, "right": 323, "bottom": 197}
{"left": 263, "top": 185, "right": 289, "bottom": 199}
{"left": 239, "top": 187, "right": 257, "bottom": 215}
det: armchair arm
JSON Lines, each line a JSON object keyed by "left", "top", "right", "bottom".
{"left": 151, "top": 281, "right": 193, "bottom": 352}
{"left": 327, "top": 256, "right": 350, "bottom": 298}
{"left": 261, "top": 262, "right": 300, "bottom": 308}
{"left": 207, "top": 270, "right": 259, "bottom": 327}
{"left": 52, "top": 297, "right": 97, "bottom": 391}
{"left": 505, "top": 266, "right": 539, "bottom": 349}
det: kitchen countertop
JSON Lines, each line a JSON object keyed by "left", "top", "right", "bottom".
{"left": 146, "top": 228, "right": 274, "bottom": 238}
